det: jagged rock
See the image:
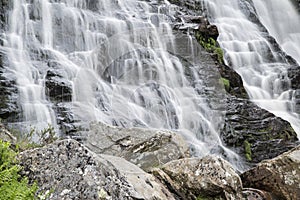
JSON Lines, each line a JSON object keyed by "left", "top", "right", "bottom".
{"left": 241, "top": 145, "right": 300, "bottom": 200}
{"left": 19, "top": 139, "right": 175, "bottom": 200}
{"left": 216, "top": 64, "right": 248, "bottom": 98}
{"left": 83, "top": 122, "right": 190, "bottom": 171}
{"left": 45, "top": 68, "right": 72, "bottom": 102}
{"left": 222, "top": 96, "right": 298, "bottom": 163}
{"left": 152, "top": 156, "right": 243, "bottom": 200}
{"left": 0, "top": 51, "right": 21, "bottom": 122}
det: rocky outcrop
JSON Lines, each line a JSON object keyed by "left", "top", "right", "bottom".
{"left": 175, "top": 4, "right": 299, "bottom": 164}
{"left": 152, "top": 156, "right": 243, "bottom": 200}
{"left": 45, "top": 69, "right": 72, "bottom": 102}
{"left": 19, "top": 139, "right": 175, "bottom": 200}
{"left": 241, "top": 145, "right": 300, "bottom": 200}
{"left": 83, "top": 122, "right": 190, "bottom": 171}
{"left": 222, "top": 96, "right": 299, "bottom": 163}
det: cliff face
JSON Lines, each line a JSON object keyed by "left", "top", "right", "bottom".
{"left": 0, "top": 1, "right": 300, "bottom": 199}
{"left": 0, "top": 0, "right": 299, "bottom": 166}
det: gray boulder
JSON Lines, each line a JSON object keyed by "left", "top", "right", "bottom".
{"left": 83, "top": 122, "right": 190, "bottom": 171}
{"left": 241, "top": 145, "right": 300, "bottom": 200}
{"left": 152, "top": 156, "right": 243, "bottom": 200}
{"left": 19, "top": 139, "right": 175, "bottom": 200}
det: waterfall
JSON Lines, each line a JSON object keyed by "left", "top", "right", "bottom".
{"left": 202, "top": 0, "right": 300, "bottom": 136}
{"left": 1, "top": 0, "right": 242, "bottom": 165}
{"left": 252, "top": 0, "right": 300, "bottom": 65}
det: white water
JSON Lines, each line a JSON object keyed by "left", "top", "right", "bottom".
{"left": 3, "top": 0, "right": 58, "bottom": 132}
{"left": 2, "top": 0, "right": 242, "bottom": 165}
{"left": 252, "top": 0, "right": 300, "bottom": 64}
{"left": 202, "top": 0, "right": 300, "bottom": 136}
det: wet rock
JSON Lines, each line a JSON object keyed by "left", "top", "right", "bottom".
{"left": 19, "top": 139, "right": 175, "bottom": 200}
{"left": 241, "top": 145, "right": 300, "bottom": 200}
{"left": 288, "top": 65, "right": 300, "bottom": 91}
{"left": 0, "top": 52, "right": 21, "bottom": 122}
{"left": 291, "top": 0, "right": 300, "bottom": 12}
{"left": 45, "top": 67, "right": 72, "bottom": 102}
{"left": 83, "top": 121, "right": 190, "bottom": 172}
{"left": 0, "top": 0, "right": 10, "bottom": 31}
{"left": 222, "top": 96, "right": 298, "bottom": 163}
{"left": 217, "top": 64, "right": 248, "bottom": 98}
{"left": 152, "top": 156, "right": 243, "bottom": 200}
{"left": 55, "top": 103, "right": 85, "bottom": 136}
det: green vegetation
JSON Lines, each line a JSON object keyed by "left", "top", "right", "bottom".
{"left": 9, "top": 124, "right": 57, "bottom": 151}
{"left": 0, "top": 140, "right": 38, "bottom": 200}
{"left": 220, "top": 77, "right": 230, "bottom": 91}
{"left": 244, "top": 140, "right": 252, "bottom": 161}
{"left": 196, "top": 33, "right": 224, "bottom": 63}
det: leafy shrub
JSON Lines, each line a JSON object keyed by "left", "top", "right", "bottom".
{"left": 0, "top": 140, "right": 38, "bottom": 200}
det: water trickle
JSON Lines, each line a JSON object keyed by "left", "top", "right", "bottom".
{"left": 1, "top": 0, "right": 242, "bottom": 167}
{"left": 202, "top": 0, "right": 300, "bottom": 136}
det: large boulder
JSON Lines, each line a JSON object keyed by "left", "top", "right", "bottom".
{"left": 19, "top": 139, "right": 175, "bottom": 200}
{"left": 83, "top": 122, "right": 190, "bottom": 171}
{"left": 241, "top": 145, "right": 300, "bottom": 200}
{"left": 152, "top": 156, "right": 243, "bottom": 200}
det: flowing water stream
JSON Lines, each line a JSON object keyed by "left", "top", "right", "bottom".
{"left": 252, "top": 0, "right": 300, "bottom": 65}
{"left": 202, "top": 0, "right": 300, "bottom": 136}
{"left": 2, "top": 0, "right": 242, "bottom": 165}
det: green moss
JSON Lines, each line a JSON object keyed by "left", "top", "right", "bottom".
{"left": 244, "top": 140, "right": 252, "bottom": 161}
{"left": 0, "top": 140, "right": 38, "bottom": 199}
{"left": 195, "top": 33, "right": 224, "bottom": 63}
{"left": 220, "top": 77, "right": 230, "bottom": 91}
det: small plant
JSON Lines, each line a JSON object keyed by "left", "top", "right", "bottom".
{"left": 196, "top": 33, "right": 224, "bottom": 64}
{"left": 0, "top": 140, "right": 38, "bottom": 200}
{"left": 9, "top": 124, "right": 57, "bottom": 150}
{"left": 244, "top": 140, "right": 252, "bottom": 161}
{"left": 220, "top": 77, "right": 230, "bottom": 91}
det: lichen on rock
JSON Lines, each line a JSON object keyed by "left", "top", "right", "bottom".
{"left": 241, "top": 145, "right": 300, "bottom": 200}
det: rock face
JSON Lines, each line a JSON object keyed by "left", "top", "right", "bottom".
{"left": 222, "top": 96, "right": 299, "bottom": 163}
{"left": 171, "top": 0, "right": 299, "bottom": 164}
{"left": 19, "top": 139, "right": 175, "bottom": 200}
{"left": 153, "top": 156, "right": 243, "bottom": 200}
{"left": 241, "top": 145, "right": 300, "bottom": 200}
{"left": 83, "top": 122, "right": 190, "bottom": 171}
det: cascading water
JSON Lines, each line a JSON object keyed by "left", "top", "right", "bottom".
{"left": 3, "top": 0, "right": 58, "bottom": 132}
{"left": 202, "top": 0, "right": 300, "bottom": 136}
{"left": 252, "top": 0, "right": 300, "bottom": 65}
{"left": 1, "top": 1, "right": 242, "bottom": 166}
